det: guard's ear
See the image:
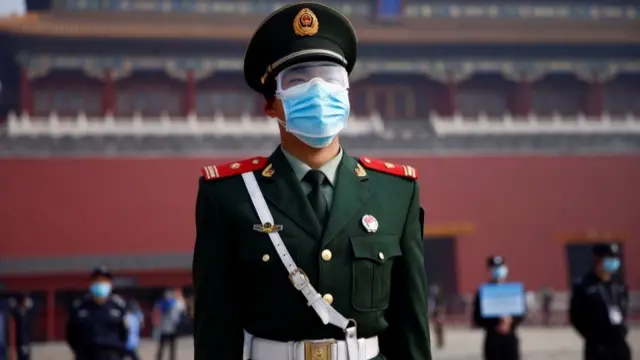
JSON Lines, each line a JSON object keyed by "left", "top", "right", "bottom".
{"left": 264, "top": 97, "right": 275, "bottom": 112}
{"left": 264, "top": 97, "right": 281, "bottom": 119}
{"left": 419, "top": 207, "right": 425, "bottom": 239}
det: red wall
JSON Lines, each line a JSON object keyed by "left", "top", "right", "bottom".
{"left": 1, "top": 155, "right": 638, "bottom": 293}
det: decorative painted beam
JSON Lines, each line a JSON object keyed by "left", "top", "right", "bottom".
{"left": 59, "top": 0, "right": 639, "bottom": 20}
{"left": 15, "top": 53, "right": 640, "bottom": 83}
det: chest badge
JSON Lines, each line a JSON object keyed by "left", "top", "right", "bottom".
{"left": 254, "top": 222, "right": 283, "bottom": 234}
{"left": 361, "top": 215, "right": 379, "bottom": 233}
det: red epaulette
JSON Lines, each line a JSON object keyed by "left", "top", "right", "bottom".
{"left": 201, "top": 157, "right": 268, "bottom": 181}
{"left": 359, "top": 156, "right": 418, "bottom": 180}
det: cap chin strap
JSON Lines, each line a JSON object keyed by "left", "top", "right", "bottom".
{"left": 241, "top": 171, "right": 359, "bottom": 360}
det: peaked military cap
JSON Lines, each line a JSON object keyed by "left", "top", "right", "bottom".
{"left": 487, "top": 255, "right": 505, "bottom": 267}
{"left": 592, "top": 243, "right": 620, "bottom": 257}
{"left": 91, "top": 265, "right": 113, "bottom": 279}
{"left": 244, "top": 2, "right": 358, "bottom": 95}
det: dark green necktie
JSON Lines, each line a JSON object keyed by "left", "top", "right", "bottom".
{"left": 304, "top": 169, "right": 328, "bottom": 228}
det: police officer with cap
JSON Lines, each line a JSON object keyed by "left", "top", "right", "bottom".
{"left": 472, "top": 256, "right": 524, "bottom": 360}
{"left": 193, "top": 2, "right": 431, "bottom": 360}
{"left": 66, "top": 266, "right": 128, "bottom": 360}
{"left": 570, "top": 244, "right": 630, "bottom": 360}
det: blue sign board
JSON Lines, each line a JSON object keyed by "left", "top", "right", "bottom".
{"left": 479, "top": 282, "right": 526, "bottom": 318}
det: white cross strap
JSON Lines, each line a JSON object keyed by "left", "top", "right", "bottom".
{"left": 241, "top": 171, "right": 359, "bottom": 360}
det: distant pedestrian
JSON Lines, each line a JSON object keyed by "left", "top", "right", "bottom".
{"left": 429, "top": 284, "right": 446, "bottom": 349}
{"left": 0, "top": 297, "right": 8, "bottom": 360}
{"left": 154, "top": 289, "right": 185, "bottom": 360}
{"left": 540, "top": 286, "right": 554, "bottom": 326}
{"left": 9, "top": 294, "right": 34, "bottom": 360}
{"left": 124, "top": 300, "right": 144, "bottom": 360}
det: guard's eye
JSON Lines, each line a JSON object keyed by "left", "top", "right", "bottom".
{"left": 282, "top": 77, "right": 308, "bottom": 89}
{"left": 287, "top": 78, "right": 307, "bottom": 85}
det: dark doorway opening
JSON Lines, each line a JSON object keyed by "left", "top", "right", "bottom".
{"left": 564, "top": 241, "right": 625, "bottom": 284}
{"left": 423, "top": 236, "right": 459, "bottom": 296}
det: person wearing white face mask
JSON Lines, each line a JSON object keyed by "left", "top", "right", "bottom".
{"left": 472, "top": 256, "right": 524, "bottom": 360}
{"left": 65, "top": 266, "right": 128, "bottom": 360}
{"left": 570, "top": 244, "right": 630, "bottom": 360}
{"left": 192, "top": 3, "right": 430, "bottom": 360}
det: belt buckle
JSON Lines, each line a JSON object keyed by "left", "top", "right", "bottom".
{"left": 288, "top": 268, "right": 309, "bottom": 290}
{"left": 303, "top": 339, "right": 336, "bottom": 360}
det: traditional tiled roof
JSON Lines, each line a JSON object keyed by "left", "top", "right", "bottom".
{"left": 0, "top": 11, "right": 638, "bottom": 43}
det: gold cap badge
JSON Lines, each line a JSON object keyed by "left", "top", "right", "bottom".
{"left": 293, "top": 8, "right": 319, "bottom": 37}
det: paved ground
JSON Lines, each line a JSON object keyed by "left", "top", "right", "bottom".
{"left": 30, "top": 326, "right": 639, "bottom": 360}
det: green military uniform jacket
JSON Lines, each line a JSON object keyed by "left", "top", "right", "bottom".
{"left": 193, "top": 146, "right": 431, "bottom": 360}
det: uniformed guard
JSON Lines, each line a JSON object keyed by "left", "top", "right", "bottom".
{"left": 569, "top": 244, "right": 631, "bottom": 360}
{"left": 66, "top": 266, "right": 128, "bottom": 360}
{"left": 472, "top": 256, "right": 524, "bottom": 360}
{"left": 192, "top": 2, "right": 431, "bottom": 360}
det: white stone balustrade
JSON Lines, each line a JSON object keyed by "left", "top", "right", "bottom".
{"left": 5, "top": 111, "right": 387, "bottom": 137}
{"left": 431, "top": 111, "right": 640, "bottom": 136}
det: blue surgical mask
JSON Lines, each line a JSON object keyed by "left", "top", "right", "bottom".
{"left": 277, "top": 79, "right": 350, "bottom": 148}
{"left": 491, "top": 265, "right": 508, "bottom": 280}
{"left": 602, "top": 257, "right": 621, "bottom": 273}
{"left": 90, "top": 282, "right": 112, "bottom": 298}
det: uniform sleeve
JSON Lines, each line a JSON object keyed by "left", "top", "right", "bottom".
{"left": 192, "top": 179, "right": 244, "bottom": 360}
{"left": 472, "top": 292, "right": 481, "bottom": 328}
{"left": 65, "top": 303, "right": 80, "bottom": 354}
{"left": 118, "top": 306, "right": 129, "bottom": 346}
{"left": 622, "top": 284, "right": 629, "bottom": 317}
{"left": 569, "top": 281, "right": 589, "bottom": 339}
{"left": 379, "top": 181, "right": 431, "bottom": 360}
{"left": 621, "top": 283, "right": 629, "bottom": 336}
{"left": 512, "top": 313, "right": 525, "bottom": 328}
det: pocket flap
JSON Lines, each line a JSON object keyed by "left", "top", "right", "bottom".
{"left": 350, "top": 235, "right": 401, "bottom": 264}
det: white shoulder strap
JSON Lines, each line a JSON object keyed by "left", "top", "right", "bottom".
{"left": 241, "top": 172, "right": 359, "bottom": 359}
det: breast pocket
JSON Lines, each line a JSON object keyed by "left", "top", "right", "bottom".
{"left": 350, "top": 234, "right": 402, "bottom": 311}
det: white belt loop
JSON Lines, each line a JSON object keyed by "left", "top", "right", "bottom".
{"left": 241, "top": 172, "right": 360, "bottom": 360}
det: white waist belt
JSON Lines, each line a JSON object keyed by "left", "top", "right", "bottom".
{"left": 250, "top": 336, "right": 379, "bottom": 360}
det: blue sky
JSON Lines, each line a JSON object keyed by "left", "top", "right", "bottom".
{"left": 0, "top": 0, "right": 25, "bottom": 15}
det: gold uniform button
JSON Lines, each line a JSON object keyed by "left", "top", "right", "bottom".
{"left": 262, "top": 254, "right": 270, "bottom": 262}
{"left": 321, "top": 249, "right": 332, "bottom": 261}
{"left": 378, "top": 252, "right": 385, "bottom": 260}
{"left": 322, "top": 293, "right": 334, "bottom": 305}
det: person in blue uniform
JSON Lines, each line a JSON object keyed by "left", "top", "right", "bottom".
{"left": 66, "top": 266, "right": 128, "bottom": 360}
{"left": 569, "top": 243, "right": 630, "bottom": 360}
{"left": 9, "top": 294, "right": 33, "bottom": 360}
{"left": 472, "top": 256, "right": 524, "bottom": 360}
